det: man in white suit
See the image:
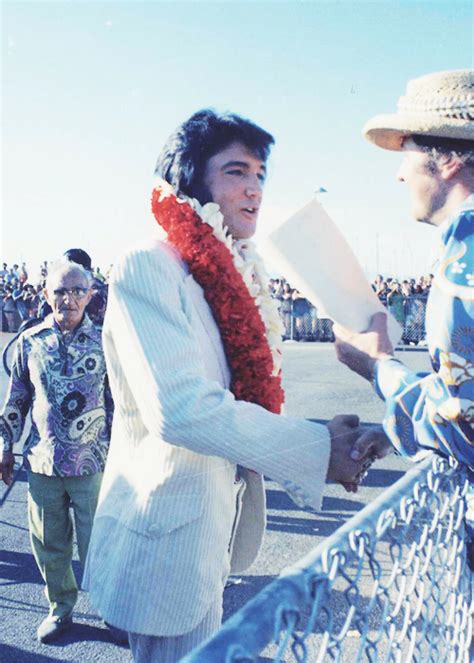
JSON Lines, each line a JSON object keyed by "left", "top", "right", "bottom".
{"left": 84, "top": 109, "right": 389, "bottom": 662}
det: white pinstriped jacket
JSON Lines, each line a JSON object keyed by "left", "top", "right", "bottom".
{"left": 83, "top": 237, "right": 331, "bottom": 636}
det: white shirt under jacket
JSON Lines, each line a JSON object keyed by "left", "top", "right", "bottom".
{"left": 83, "top": 237, "right": 331, "bottom": 637}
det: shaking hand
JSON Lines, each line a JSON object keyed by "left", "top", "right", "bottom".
{"left": 326, "top": 416, "right": 392, "bottom": 493}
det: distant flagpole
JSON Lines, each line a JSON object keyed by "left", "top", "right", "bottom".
{"left": 314, "top": 186, "right": 327, "bottom": 202}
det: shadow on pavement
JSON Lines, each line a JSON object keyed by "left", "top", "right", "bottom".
{"left": 44, "top": 621, "right": 125, "bottom": 647}
{"left": 0, "top": 644, "right": 58, "bottom": 662}
{"left": 0, "top": 548, "right": 83, "bottom": 587}
{"left": 223, "top": 574, "right": 274, "bottom": 620}
{"left": 321, "top": 495, "right": 364, "bottom": 511}
{"left": 268, "top": 487, "right": 363, "bottom": 508}
{"left": 0, "top": 549, "right": 43, "bottom": 584}
{"left": 9, "top": 464, "right": 28, "bottom": 482}
{"left": 266, "top": 488, "right": 302, "bottom": 511}
{"left": 266, "top": 514, "right": 349, "bottom": 537}
{"left": 267, "top": 489, "right": 364, "bottom": 513}
{"left": 362, "top": 468, "right": 405, "bottom": 488}
{"left": 0, "top": 518, "right": 30, "bottom": 533}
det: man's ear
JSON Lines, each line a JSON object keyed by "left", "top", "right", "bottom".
{"left": 84, "top": 288, "right": 93, "bottom": 306}
{"left": 439, "top": 153, "right": 463, "bottom": 181}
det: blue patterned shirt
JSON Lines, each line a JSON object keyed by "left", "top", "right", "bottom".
{"left": 0, "top": 314, "right": 113, "bottom": 476}
{"left": 374, "top": 194, "right": 474, "bottom": 466}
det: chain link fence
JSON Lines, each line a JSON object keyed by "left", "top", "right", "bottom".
{"left": 1, "top": 294, "right": 429, "bottom": 344}
{"left": 400, "top": 295, "right": 427, "bottom": 345}
{"left": 278, "top": 295, "right": 429, "bottom": 345}
{"left": 182, "top": 454, "right": 473, "bottom": 663}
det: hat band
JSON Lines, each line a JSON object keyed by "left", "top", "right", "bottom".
{"left": 398, "top": 94, "right": 474, "bottom": 121}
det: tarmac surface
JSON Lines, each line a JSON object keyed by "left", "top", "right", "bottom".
{"left": 0, "top": 332, "right": 431, "bottom": 662}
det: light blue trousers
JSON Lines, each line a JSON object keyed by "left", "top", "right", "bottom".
{"left": 128, "top": 601, "right": 222, "bottom": 663}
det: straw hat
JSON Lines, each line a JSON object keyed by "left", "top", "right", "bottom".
{"left": 363, "top": 69, "right": 474, "bottom": 151}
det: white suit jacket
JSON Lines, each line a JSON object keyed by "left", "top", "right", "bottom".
{"left": 83, "top": 237, "right": 331, "bottom": 636}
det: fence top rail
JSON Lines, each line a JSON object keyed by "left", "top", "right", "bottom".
{"left": 181, "top": 452, "right": 469, "bottom": 663}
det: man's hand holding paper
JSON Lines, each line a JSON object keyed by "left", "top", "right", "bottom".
{"left": 334, "top": 312, "right": 394, "bottom": 381}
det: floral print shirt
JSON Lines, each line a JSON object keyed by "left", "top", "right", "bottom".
{"left": 375, "top": 194, "right": 474, "bottom": 467}
{"left": 0, "top": 314, "right": 113, "bottom": 476}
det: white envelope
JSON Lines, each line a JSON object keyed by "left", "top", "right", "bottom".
{"left": 264, "top": 198, "right": 402, "bottom": 347}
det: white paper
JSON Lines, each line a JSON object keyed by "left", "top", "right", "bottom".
{"left": 263, "top": 198, "right": 402, "bottom": 347}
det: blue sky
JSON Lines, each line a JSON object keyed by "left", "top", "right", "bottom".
{"left": 2, "top": 0, "right": 473, "bottom": 281}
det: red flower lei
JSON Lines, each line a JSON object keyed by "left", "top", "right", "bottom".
{"left": 151, "top": 187, "right": 284, "bottom": 414}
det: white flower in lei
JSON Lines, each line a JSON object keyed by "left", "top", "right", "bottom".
{"left": 153, "top": 178, "right": 284, "bottom": 375}
{"left": 191, "top": 196, "right": 284, "bottom": 376}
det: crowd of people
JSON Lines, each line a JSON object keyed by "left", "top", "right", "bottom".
{"left": 372, "top": 274, "right": 432, "bottom": 342}
{"left": 2, "top": 262, "right": 433, "bottom": 344}
{"left": 268, "top": 273, "right": 434, "bottom": 344}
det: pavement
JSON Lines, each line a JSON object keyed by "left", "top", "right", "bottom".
{"left": 0, "top": 333, "right": 431, "bottom": 661}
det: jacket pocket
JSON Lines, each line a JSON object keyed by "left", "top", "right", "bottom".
{"left": 120, "top": 494, "right": 204, "bottom": 539}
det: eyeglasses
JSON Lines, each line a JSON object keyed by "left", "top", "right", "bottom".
{"left": 53, "top": 287, "right": 89, "bottom": 299}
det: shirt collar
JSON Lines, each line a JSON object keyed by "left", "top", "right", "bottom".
{"left": 459, "top": 192, "right": 474, "bottom": 213}
{"left": 30, "top": 313, "right": 99, "bottom": 342}
{"left": 437, "top": 192, "right": 474, "bottom": 237}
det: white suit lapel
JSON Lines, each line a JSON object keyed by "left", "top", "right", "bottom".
{"left": 183, "top": 274, "right": 231, "bottom": 389}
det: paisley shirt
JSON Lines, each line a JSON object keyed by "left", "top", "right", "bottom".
{"left": 0, "top": 314, "right": 113, "bottom": 476}
{"left": 375, "top": 194, "right": 474, "bottom": 467}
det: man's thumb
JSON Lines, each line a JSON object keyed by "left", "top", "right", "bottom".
{"left": 350, "top": 431, "right": 372, "bottom": 460}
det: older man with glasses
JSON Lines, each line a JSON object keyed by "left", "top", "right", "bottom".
{"left": 0, "top": 259, "right": 114, "bottom": 643}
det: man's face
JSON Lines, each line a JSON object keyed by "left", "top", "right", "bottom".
{"left": 45, "top": 270, "right": 92, "bottom": 332}
{"left": 396, "top": 138, "right": 448, "bottom": 226}
{"left": 202, "top": 142, "right": 266, "bottom": 239}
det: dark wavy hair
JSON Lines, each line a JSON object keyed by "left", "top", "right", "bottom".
{"left": 155, "top": 109, "right": 275, "bottom": 203}
{"left": 412, "top": 134, "right": 474, "bottom": 170}
{"left": 63, "top": 248, "right": 92, "bottom": 271}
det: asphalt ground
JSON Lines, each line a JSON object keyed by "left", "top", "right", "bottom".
{"left": 0, "top": 332, "right": 431, "bottom": 662}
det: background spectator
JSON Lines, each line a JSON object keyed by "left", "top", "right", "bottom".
{"left": 386, "top": 281, "right": 405, "bottom": 325}
{"left": 276, "top": 282, "right": 293, "bottom": 338}
{"left": 292, "top": 290, "right": 312, "bottom": 340}
{"left": 3, "top": 285, "right": 19, "bottom": 332}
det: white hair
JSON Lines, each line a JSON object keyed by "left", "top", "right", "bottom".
{"left": 45, "top": 258, "right": 92, "bottom": 291}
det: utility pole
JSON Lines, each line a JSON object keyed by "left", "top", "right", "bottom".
{"left": 375, "top": 232, "right": 380, "bottom": 275}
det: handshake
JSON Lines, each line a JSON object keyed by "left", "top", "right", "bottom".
{"left": 325, "top": 414, "right": 392, "bottom": 493}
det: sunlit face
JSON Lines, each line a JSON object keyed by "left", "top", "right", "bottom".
{"left": 202, "top": 142, "right": 267, "bottom": 239}
{"left": 45, "top": 269, "right": 92, "bottom": 332}
{"left": 396, "top": 138, "right": 448, "bottom": 226}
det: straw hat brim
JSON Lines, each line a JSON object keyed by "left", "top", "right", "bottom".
{"left": 363, "top": 113, "right": 474, "bottom": 151}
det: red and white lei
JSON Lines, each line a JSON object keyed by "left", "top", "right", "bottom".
{"left": 151, "top": 178, "right": 285, "bottom": 414}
